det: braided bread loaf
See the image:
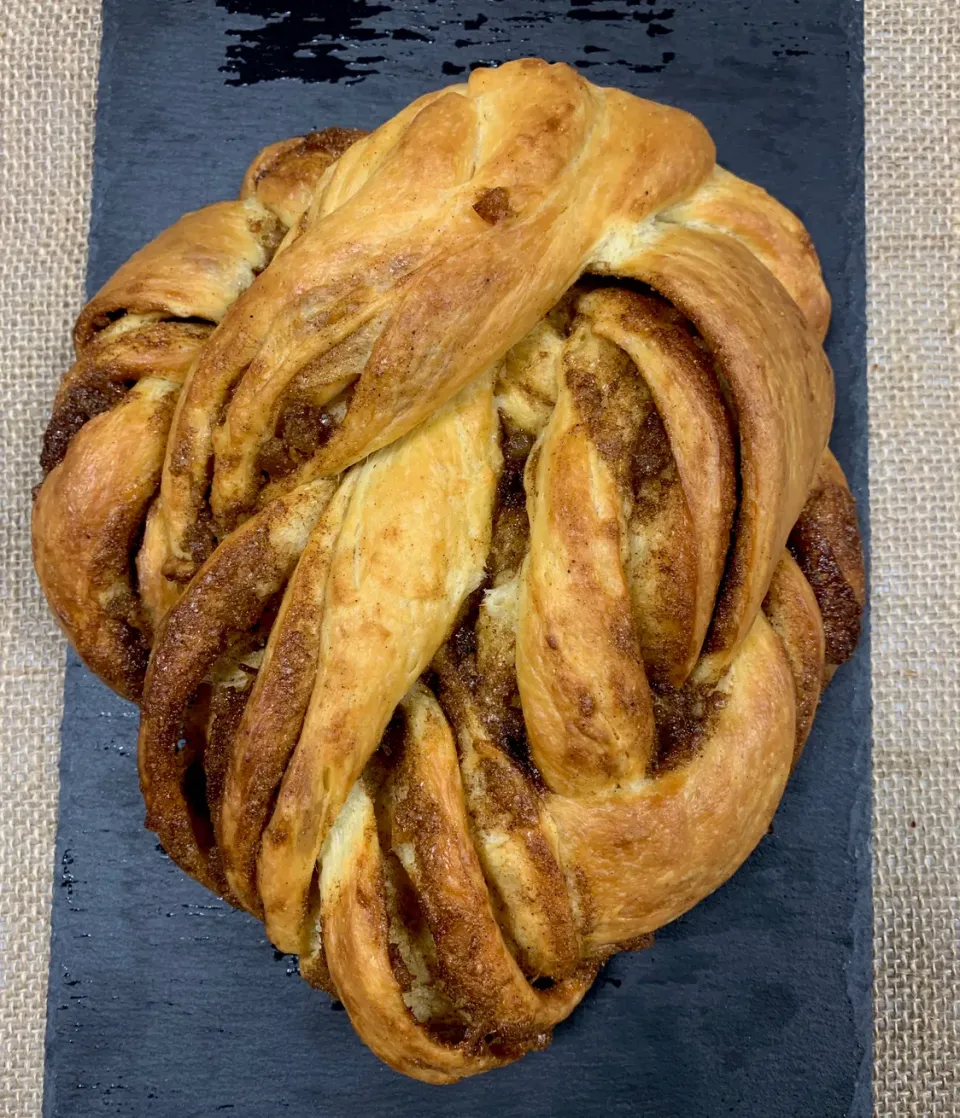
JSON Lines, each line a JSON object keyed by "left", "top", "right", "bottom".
{"left": 33, "top": 59, "right": 864, "bottom": 1082}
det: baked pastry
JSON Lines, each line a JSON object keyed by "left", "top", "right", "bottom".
{"left": 33, "top": 59, "right": 864, "bottom": 1082}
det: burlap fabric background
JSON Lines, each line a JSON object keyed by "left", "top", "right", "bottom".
{"left": 0, "top": 1, "right": 956, "bottom": 1113}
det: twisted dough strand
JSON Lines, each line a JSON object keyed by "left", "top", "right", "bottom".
{"left": 159, "top": 60, "right": 717, "bottom": 573}
{"left": 33, "top": 128, "right": 364, "bottom": 699}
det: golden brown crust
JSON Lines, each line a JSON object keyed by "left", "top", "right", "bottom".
{"left": 389, "top": 684, "right": 593, "bottom": 1035}
{"left": 763, "top": 551, "right": 827, "bottom": 762}
{"left": 789, "top": 449, "right": 866, "bottom": 668}
{"left": 33, "top": 377, "right": 179, "bottom": 700}
{"left": 579, "top": 287, "right": 736, "bottom": 686}
{"left": 41, "top": 319, "right": 210, "bottom": 475}
{"left": 618, "top": 224, "right": 834, "bottom": 672}
{"left": 33, "top": 129, "right": 365, "bottom": 699}
{"left": 218, "top": 476, "right": 357, "bottom": 915}
{"left": 320, "top": 785, "right": 510, "bottom": 1083}
{"left": 159, "top": 60, "right": 716, "bottom": 572}
{"left": 662, "top": 166, "right": 832, "bottom": 341}
{"left": 256, "top": 375, "right": 500, "bottom": 954}
{"left": 548, "top": 615, "right": 796, "bottom": 951}
{"left": 135, "top": 500, "right": 185, "bottom": 641}
{"left": 241, "top": 127, "right": 368, "bottom": 229}
{"left": 434, "top": 644, "right": 582, "bottom": 981}
{"left": 75, "top": 200, "right": 283, "bottom": 349}
{"left": 32, "top": 61, "right": 865, "bottom": 1083}
{"left": 138, "top": 479, "right": 336, "bottom": 893}
{"left": 517, "top": 328, "right": 657, "bottom": 795}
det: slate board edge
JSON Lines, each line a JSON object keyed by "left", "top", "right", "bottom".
{"left": 42, "top": 2, "right": 873, "bottom": 1114}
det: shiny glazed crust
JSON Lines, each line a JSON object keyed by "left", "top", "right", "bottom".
{"left": 32, "top": 60, "right": 864, "bottom": 1082}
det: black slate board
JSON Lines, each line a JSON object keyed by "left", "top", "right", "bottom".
{"left": 43, "top": 2, "right": 871, "bottom": 1115}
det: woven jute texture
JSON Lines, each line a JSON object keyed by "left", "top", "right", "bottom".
{"left": 866, "top": 2, "right": 960, "bottom": 1114}
{"left": 0, "top": 1, "right": 957, "bottom": 1114}
{"left": 0, "top": 1, "right": 103, "bottom": 1114}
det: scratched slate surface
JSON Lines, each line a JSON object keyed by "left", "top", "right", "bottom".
{"left": 43, "top": 1, "right": 870, "bottom": 1115}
